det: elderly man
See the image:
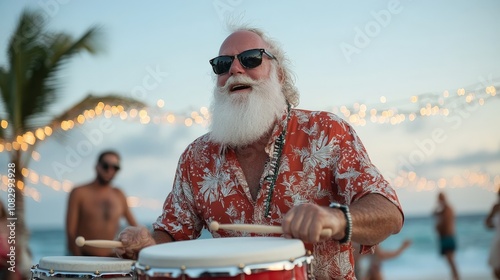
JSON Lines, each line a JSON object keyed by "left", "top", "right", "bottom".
{"left": 116, "top": 27, "right": 404, "bottom": 279}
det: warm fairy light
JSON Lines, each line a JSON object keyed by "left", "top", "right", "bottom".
{"left": 465, "top": 94, "right": 474, "bottom": 103}
{"left": 457, "top": 88, "right": 466, "bottom": 96}
{"left": 438, "top": 178, "right": 446, "bottom": 188}
{"left": 20, "top": 143, "right": 28, "bottom": 151}
{"left": 166, "top": 114, "right": 175, "bottom": 123}
{"left": 32, "top": 151, "right": 41, "bottom": 161}
{"left": 119, "top": 111, "right": 128, "bottom": 120}
{"left": 129, "top": 109, "right": 138, "bottom": 118}
{"left": 62, "top": 180, "right": 73, "bottom": 192}
{"left": 140, "top": 116, "right": 150, "bottom": 124}
{"left": 104, "top": 110, "right": 112, "bottom": 118}
{"left": 35, "top": 128, "right": 45, "bottom": 141}
{"left": 77, "top": 115, "right": 85, "bottom": 124}
{"left": 16, "top": 180, "right": 24, "bottom": 190}
{"left": 12, "top": 142, "right": 20, "bottom": 151}
{"left": 51, "top": 181, "right": 61, "bottom": 191}
{"left": 1, "top": 120, "right": 7, "bottom": 129}
{"left": 157, "top": 99, "right": 165, "bottom": 108}
{"left": 486, "top": 86, "right": 496, "bottom": 96}
{"left": 380, "top": 96, "right": 387, "bottom": 103}
{"left": 443, "top": 90, "right": 450, "bottom": 97}
{"left": 410, "top": 96, "right": 418, "bottom": 103}
{"left": 44, "top": 126, "right": 52, "bottom": 136}
{"left": 200, "top": 106, "right": 209, "bottom": 115}
{"left": 191, "top": 111, "right": 199, "bottom": 119}
{"left": 139, "top": 109, "right": 148, "bottom": 118}
{"left": 184, "top": 118, "right": 193, "bottom": 127}
{"left": 95, "top": 106, "right": 103, "bottom": 115}
{"left": 194, "top": 116, "right": 204, "bottom": 124}
{"left": 127, "top": 196, "right": 140, "bottom": 207}
{"left": 24, "top": 131, "right": 35, "bottom": 145}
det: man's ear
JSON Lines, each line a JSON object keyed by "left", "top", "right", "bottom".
{"left": 278, "top": 67, "right": 285, "bottom": 84}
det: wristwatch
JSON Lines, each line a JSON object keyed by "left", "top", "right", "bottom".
{"left": 329, "top": 202, "right": 352, "bottom": 243}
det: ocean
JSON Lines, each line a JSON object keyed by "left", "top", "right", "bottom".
{"left": 29, "top": 214, "right": 494, "bottom": 280}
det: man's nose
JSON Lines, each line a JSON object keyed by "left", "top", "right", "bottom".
{"left": 229, "top": 57, "right": 245, "bottom": 75}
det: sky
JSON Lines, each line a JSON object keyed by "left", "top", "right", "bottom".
{"left": 0, "top": 0, "right": 499, "bottom": 229}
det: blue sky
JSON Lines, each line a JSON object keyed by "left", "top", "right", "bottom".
{"left": 0, "top": 0, "right": 499, "bottom": 228}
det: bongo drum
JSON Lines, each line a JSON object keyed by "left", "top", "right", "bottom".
{"left": 31, "top": 256, "right": 134, "bottom": 279}
{"left": 134, "top": 237, "right": 313, "bottom": 280}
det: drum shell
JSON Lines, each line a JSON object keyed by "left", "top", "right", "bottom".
{"left": 133, "top": 237, "right": 314, "bottom": 280}
{"left": 31, "top": 256, "right": 134, "bottom": 280}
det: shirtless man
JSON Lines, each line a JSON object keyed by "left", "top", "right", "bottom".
{"left": 434, "top": 192, "right": 460, "bottom": 280}
{"left": 66, "top": 150, "right": 138, "bottom": 257}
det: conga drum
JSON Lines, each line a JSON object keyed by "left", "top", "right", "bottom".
{"left": 134, "top": 237, "right": 313, "bottom": 280}
{"left": 31, "top": 256, "right": 134, "bottom": 279}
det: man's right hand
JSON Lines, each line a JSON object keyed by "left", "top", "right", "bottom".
{"left": 115, "top": 226, "right": 156, "bottom": 260}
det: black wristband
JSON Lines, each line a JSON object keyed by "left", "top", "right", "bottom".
{"left": 329, "top": 202, "right": 352, "bottom": 243}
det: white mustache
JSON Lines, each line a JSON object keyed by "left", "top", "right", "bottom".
{"left": 219, "top": 75, "right": 259, "bottom": 93}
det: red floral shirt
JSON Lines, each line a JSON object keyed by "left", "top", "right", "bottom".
{"left": 153, "top": 108, "right": 403, "bottom": 279}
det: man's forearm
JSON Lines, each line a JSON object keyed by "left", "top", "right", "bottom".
{"left": 349, "top": 193, "right": 403, "bottom": 245}
{"left": 152, "top": 229, "right": 175, "bottom": 244}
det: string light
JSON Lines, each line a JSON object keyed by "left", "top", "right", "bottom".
{"left": 1, "top": 167, "right": 497, "bottom": 208}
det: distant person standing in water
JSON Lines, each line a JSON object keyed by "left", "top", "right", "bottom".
{"left": 486, "top": 188, "right": 500, "bottom": 279}
{"left": 434, "top": 192, "right": 460, "bottom": 280}
{"left": 66, "top": 150, "right": 138, "bottom": 257}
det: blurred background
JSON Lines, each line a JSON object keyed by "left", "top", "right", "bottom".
{"left": 1, "top": 1, "right": 499, "bottom": 279}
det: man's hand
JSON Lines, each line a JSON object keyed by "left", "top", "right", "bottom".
{"left": 114, "top": 226, "right": 156, "bottom": 259}
{"left": 281, "top": 203, "right": 346, "bottom": 244}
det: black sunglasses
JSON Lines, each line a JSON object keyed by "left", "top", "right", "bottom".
{"left": 100, "top": 162, "right": 120, "bottom": 171}
{"left": 209, "top": 48, "right": 276, "bottom": 75}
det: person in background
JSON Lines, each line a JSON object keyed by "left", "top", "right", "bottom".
{"left": 434, "top": 192, "right": 460, "bottom": 280}
{"left": 364, "top": 239, "right": 412, "bottom": 280}
{"left": 66, "top": 150, "right": 138, "bottom": 257}
{"left": 485, "top": 187, "right": 500, "bottom": 279}
{"left": 115, "top": 26, "right": 404, "bottom": 279}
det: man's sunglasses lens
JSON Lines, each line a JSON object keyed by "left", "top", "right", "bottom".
{"left": 239, "top": 49, "right": 263, "bottom": 68}
{"left": 102, "top": 162, "right": 120, "bottom": 171}
{"left": 211, "top": 49, "right": 264, "bottom": 75}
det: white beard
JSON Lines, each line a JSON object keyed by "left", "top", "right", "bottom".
{"left": 209, "top": 68, "right": 287, "bottom": 147}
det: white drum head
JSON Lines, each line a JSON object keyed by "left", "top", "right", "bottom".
{"left": 137, "top": 237, "right": 306, "bottom": 268}
{"left": 38, "top": 256, "right": 134, "bottom": 272}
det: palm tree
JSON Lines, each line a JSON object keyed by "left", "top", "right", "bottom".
{"left": 0, "top": 9, "right": 144, "bottom": 277}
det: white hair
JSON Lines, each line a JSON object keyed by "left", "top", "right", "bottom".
{"left": 225, "top": 25, "right": 300, "bottom": 107}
